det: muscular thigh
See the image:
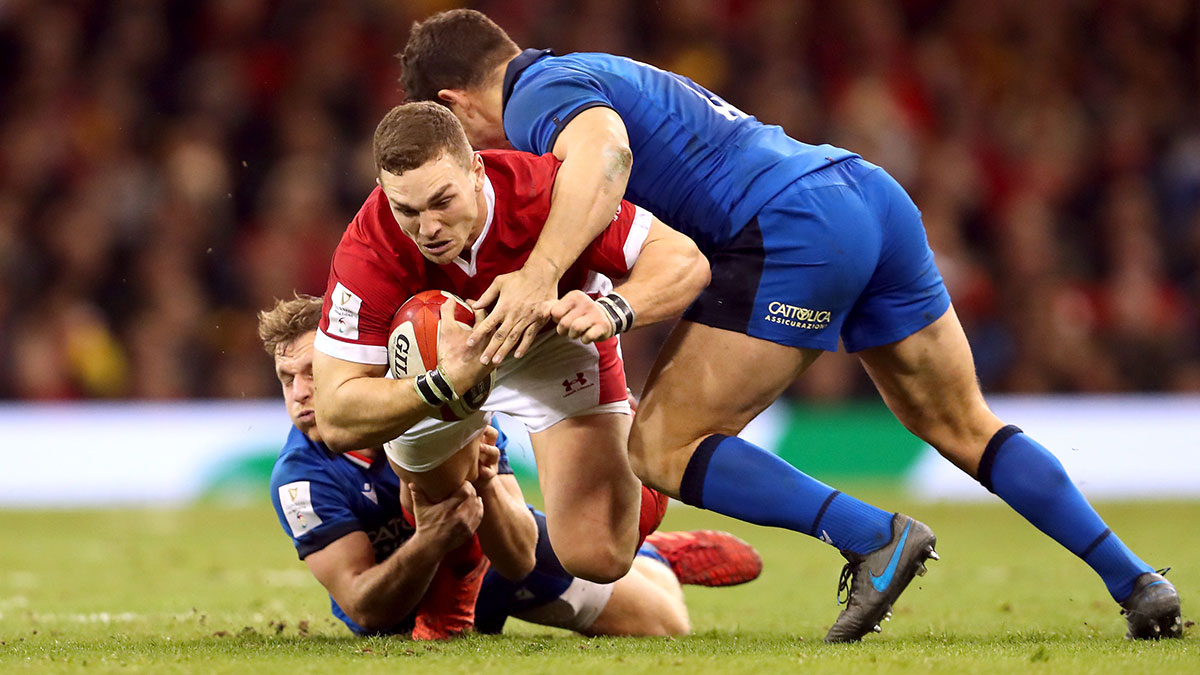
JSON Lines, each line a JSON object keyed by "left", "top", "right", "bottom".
{"left": 388, "top": 443, "right": 477, "bottom": 503}
{"left": 529, "top": 413, "right": 638, "bottom": 534}
{"left": 630, "top": 321, "right": 820, "bottom": 491}
{"left": 857, "top": 305, "right": 1003, "bottom": 474}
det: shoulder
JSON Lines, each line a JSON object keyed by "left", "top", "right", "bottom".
{"left": 525, "top": 52, "right": 609, "bottom": 78}
{"left": 480, "top": 150, "right": 561, "bottom": 191}
{"left": 270, "top": 428, "right": 335, "bottom": 495}
{"left": 481, "top": 150, "right": 560, "bottom": 228}
{"left": 510, "top": 55, "right": 609, "bottom": 104}
{"left": 519, "top": 52, "right": 643, "bottom": 92}
{"left": 505, "top": 56, "right": 625, "bottom": 155}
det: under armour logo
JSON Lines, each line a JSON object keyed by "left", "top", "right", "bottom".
{"left": 562, "top": 372, "right": 589, "bottom": 395}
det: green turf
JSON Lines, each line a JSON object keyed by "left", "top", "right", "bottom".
{"left": 0, "top": 494, "right": 1195, "bottom": 673}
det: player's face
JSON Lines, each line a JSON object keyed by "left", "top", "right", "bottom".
{"left": 379, "top": 152, "right": 487, "bottom": 265}
{"left": 275, "top": 331, "right": 321, "bottom": 442}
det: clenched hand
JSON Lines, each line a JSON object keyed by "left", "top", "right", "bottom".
{"left": 468, "top": 263, "right": 559, "bottom": 364}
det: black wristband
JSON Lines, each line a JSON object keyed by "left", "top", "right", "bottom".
{"left": 596, "top": 292, "right": 636, "bottom": 334}
{"left": 413, "top": 367, "right": 455, "bottom": 406}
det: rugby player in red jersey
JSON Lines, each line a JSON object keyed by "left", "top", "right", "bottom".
{"left": 261, "top": 295, "right": 762, "bottom": 640}
{"left": 311, "top": 102, "right": 710, "bottom": 584}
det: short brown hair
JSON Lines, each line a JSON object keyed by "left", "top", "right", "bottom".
{"left": 400, "top": 9, "right": 519, "bottom": 103}
{"left": 257, "top": 293, "right": 322, "bottom": 356}
{"left": 373, "top": 101, "right": 473, "bottom": 175}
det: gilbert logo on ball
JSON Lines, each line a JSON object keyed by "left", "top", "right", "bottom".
{"left": 388, "top": 290, "right": 494, "bottom": 421}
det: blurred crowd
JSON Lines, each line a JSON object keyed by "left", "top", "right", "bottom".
{"left": 1, "top": 0, "right": 1198, "bottom": 401}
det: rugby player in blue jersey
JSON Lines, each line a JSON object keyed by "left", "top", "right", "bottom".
{"left": 398, "top": 10, "right": 1182, "bottom": 641}
{"left": 259, "top": 294, "right": 763, "bottom": 638}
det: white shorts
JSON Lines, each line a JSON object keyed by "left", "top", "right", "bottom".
{"left": 510, "top": 577, "right": 614, "bottom": 633}
{"left": 384, "top": 332, "right": 630, "bottom": 472}
{"left": 383, "top": 411, "right": 490, "bottom": 473}
{"left": 482, "top": 331, "right": 630, "bottom": 434}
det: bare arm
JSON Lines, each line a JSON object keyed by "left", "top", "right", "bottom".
{"left": 539, "top": 106, "right": 634, "bottom": 283}
{"left": 313, "top": 302, "right": 494, "bottom": 451}
{"left": 610, "top": 217, "right": 710, "bottom": 328}
{"left": 311, "top": 354, "right": 426, "bottom": 451}
{"left": 552, "top": 217, "right": 711, "bottom": 343}
{"left": 303, "top": 482, "right": 483, "bottom": 632}
{"left": 469, "top": 107, "right": 633, "bottom": 363}
{"left": 470, "top": 430, "right": 537, "bottom": 581}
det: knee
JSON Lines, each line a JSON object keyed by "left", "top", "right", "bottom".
{"left": 901, "top": 404, "right": 1003, "bottom": 467}
{"left": 627, "top": 427, "right": 690, "bottom": 493}
{"left": 626, "top": 441, "right": 657, "bottom": 487}
{"left": 649, "top": 603, "right": 690, "bottom": 636}
{"left": 594, "top": 599, "right": 690, "bottom": 637}
{"left": 559, "top": 546, "right": 632, "bottom": 585}
{"left": 625, "top": 612, "right": 689, "bottom": 637}
{"left": 626, "top": 425, "right": 653, "bottom": 474}
{"left": 660, "top": 611, "right": 690, "bottom": 636}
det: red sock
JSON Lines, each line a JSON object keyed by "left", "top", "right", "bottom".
{"left": 411, "top": 536, "right": 486, "bottom": 640}
{"left": 638, "top": 485, "right": 669, "bottom": 547}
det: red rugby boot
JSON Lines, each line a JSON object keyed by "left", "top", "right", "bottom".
{"left": 644, "top": 530, "right": 763, "bottom": 587}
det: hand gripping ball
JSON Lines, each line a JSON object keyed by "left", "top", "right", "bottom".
{"left": 387, "top": 290, "right": 494, "bottom": 421}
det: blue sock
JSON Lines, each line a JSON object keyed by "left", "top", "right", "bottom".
{"left": 979, "top": 426, "right": 1153, "bottom": 601}
{"left": 679, "top": 434, "right": 894, "bottom": 554}
{"left": 636, "top": 542, "right": 669, "bottom": 567}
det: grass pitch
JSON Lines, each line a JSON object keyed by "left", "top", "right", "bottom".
{"left": 0, "top": 491, "right": 1195, "bottom": 673}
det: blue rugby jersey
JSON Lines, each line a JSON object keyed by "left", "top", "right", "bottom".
{"left": 269, "top": 424, "right": 510, "bottom": 634}
{"left": 502, "top": 49, "right": 858, "bottom": 251}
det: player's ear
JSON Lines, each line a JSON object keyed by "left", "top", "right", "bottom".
{"left": 471, "top": 152, "right": 485, "bottom": 191}
{"left": 438, "top": 88, "right": 470, "bottom": 113}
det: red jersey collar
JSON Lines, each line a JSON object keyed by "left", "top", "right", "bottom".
{"left": 342, "top": 450, "right": 374, "bottom": 469}
{"left": 452, "top": 166, "right": 495, "bottom": 277}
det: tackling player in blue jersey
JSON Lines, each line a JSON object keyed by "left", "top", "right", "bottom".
{"left": 399, "top": 10, "right": 1182, "bottom": 641}
{"left": 259, "top": 294, "right": 763, "bottom": 638}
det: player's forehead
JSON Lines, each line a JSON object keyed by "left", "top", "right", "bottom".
{"left": 274, "top": 331, "right": 316, "bottom": 375}
{"left": 379, "top": 153, "right": 468, "bottom": 203}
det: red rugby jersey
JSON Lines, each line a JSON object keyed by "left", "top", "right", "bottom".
{"left": 316, "top": 150, "right": 652, "bottom": 365}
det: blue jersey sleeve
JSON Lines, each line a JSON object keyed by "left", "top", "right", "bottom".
{"left": 504, "top": 65, "right": 613, "bottom": 156}
{"left": 271, "top": 463, "right": 364, "bottom": 560}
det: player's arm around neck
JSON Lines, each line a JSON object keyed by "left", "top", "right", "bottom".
{"left": 468, "top": 107, "right": 634, "bottom": 363}
{"left": 538, "top": 106, "right": 634, "bottom": 276}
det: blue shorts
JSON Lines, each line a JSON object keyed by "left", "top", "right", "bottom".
{"left": 474, "top": 509, "right": 575, "bottom": 634}
{"left": 475, "top": 509, "right": 660, "bottom": 634}
{"left": 682, "top": 157, "right": 951, "bottom": 352}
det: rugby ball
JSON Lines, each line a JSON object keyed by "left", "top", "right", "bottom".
{"left": 387, "top": 290, "right": 494, "bottom": 421}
